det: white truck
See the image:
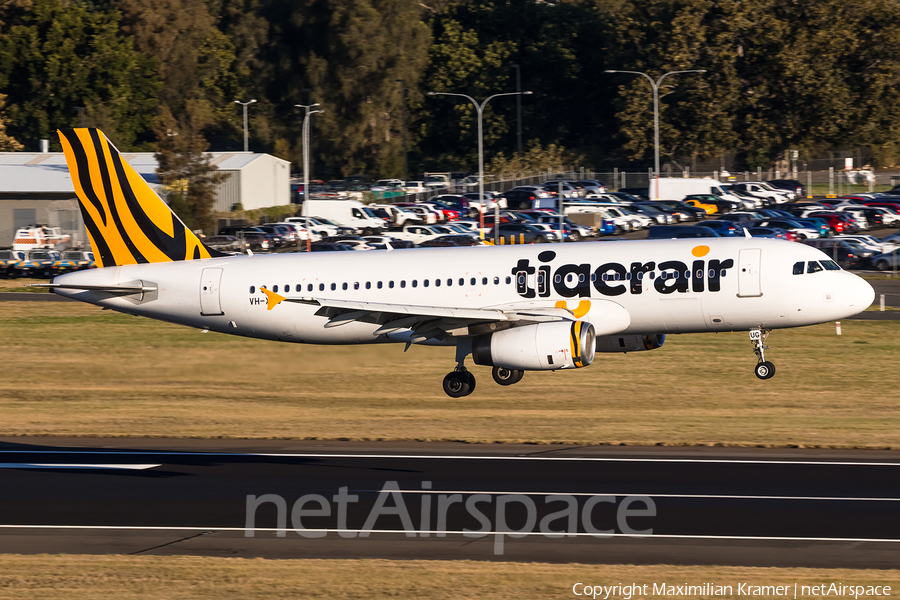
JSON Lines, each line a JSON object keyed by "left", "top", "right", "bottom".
{"left": 385, "top": 225, "right": 447, "bottom": 245}
{"left": 650, "top": 178, "right": 729, "bottom": 201}
{"left": 302, "top": 199, "right": 387, "bottom": 235}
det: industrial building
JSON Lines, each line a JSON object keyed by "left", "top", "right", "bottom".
{"left": 0, "top": 151, "right": 289, "bottom": 247}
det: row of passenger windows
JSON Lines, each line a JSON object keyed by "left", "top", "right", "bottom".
{"left": 248, "top": 268, "right": 731, "bottom": 295}
{"left": 792, "top": 260, "right": 841, "bottom": 275}
{"left": 250, "top": 276, "right": 513, "bottom": 294}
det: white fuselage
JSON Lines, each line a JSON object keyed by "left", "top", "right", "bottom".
{"left": 52, "top": 238, "right": 874, "bottom": 346}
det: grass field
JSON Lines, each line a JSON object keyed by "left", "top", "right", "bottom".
{"left": 0, "top": 556, "right": 894, "bottom": 599}
{"left": 0, "top": 301, "right": 898, "bottom": 447}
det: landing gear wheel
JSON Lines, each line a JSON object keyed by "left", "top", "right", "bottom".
{"left": 442, "top": 371, "right": 470, "bottom": 398}
{"left": 492, "top": 366, "right": 524, "bottom": 386}
{"left": 754, "top": 361, "right": 776, "bottom": 380}
{"left": 465, "top": 371, "right": 476, "bottom": 393}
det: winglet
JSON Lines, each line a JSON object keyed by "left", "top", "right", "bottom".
{"left": 260, "top": 287, "right": 286, "bottom": 310}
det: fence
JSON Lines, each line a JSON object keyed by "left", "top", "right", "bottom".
{"left": 385, "top": 167, "right": 900, "bottom": 203}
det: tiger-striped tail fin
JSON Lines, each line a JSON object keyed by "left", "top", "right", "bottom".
{"left": 58, "top": 128, "right": 224, "bottom": 267}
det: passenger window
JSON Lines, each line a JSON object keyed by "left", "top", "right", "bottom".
{"left": 555, "top": 274, "right": 562, "bottom": 283}
{"left": 319, "top": 283, "right": 325, "bottom": 291}
{"left": 590, "top": 273, "right": 597, "bottom": 282}
{"left": 308, "top": 284, "right": 313, "bottom": 292}
{"left": 459, "top": 278, "right": 464, "bottom": 286}
{"left": 365, "top": 282, "right": 371, "bottom": 289}
{"left": 378, "top": 281, "right": 383, "bottom": 289}
{"left": 412, "top": 280, "right": 417, "bottom": 288}
{"left": 401, "top": 280, "right": 406, "bottom": 288}
{"left": 273, "top": 285, "right": 279, "bottom": 293}
{"left": 389, "top": 281, "right": 395, "bottom": 288}
{"left": 331, "top": 283, "right": 337, "bottom": 291}
{"left": 470, "top": 278, "right": 476, "bottom": 285}
{"left": 506, "top": 276, "right": 511, "bottom": 284}
{"left": 354, "top": 282, "right": 360, "bottom": 290}
{"left": 482, "top": 277, "right": 488, "bottom": 285}
{"left": 807, "top": 261, "right": 824, "bottom": 274}
{"left": 720, "top": 270, "right": 727, "bottom": 277}
{"left": 285, "top": 285, "right": 291, "bottom": 292}
{"left": 821, "top": 260, "right": 841, "bottom": 271}
{"left": 435, "top": 279, "right": 441, "bottom": 287}
{"left": 683, "top": 270, "right": 690, "bottom": 279}
{"left": 447, "top": 279, "right": 452, "bottom": 286}
{"left": 708, "top": 269, "right": 715, "bottom": 279}
{"left": 494, "top": 277, "right": 499, "bottom": 285}
{"left": 342, "top": 283, "right": 348, "bottom": 290}
{"left": 793, "top": 261, "right": 805, "bottom": 275}
{"left": 249, "top": 286, "right": 255, "bottom": 294}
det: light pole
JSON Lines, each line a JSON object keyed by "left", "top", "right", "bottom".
{"left": 295, "top": 103, "right": 323, "bottom": 252}
{"left": 512, "top": 65, "right": 523, "bottom": 156}
{"left": 427, "top": 90, "right": 532, "bottom": 243}
{"left": 396, "top": 79, "right": 408, "bottom": 181}
{"left": 234, "top": 99, "right": 256, "bottom": 152}
{"left": 604, "top": 69, "right": 705, "bottom": 200}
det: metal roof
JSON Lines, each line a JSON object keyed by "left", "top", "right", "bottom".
{"left": 0, "top": 152, "right": 279, "bottom": 194}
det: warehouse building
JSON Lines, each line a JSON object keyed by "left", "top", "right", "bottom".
{"left": 0, "top": 151, "right": 289, "bottom": 247}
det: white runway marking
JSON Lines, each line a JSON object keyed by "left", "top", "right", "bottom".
{"left": 0, "top": 524, "right": 897, "bottom": 544}
{"left": 0, "top": 450, "right": 898, "bottom": 467}
{"left": 364, "top": 489, "right": 900, "bottom": 502}
{"left": 0, "top": 464, "right": 161, "bottom": 470}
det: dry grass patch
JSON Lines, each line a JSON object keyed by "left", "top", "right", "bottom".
{"left": 0, "top": 302, "right": 898, "bottom": 446}
{"left": 0, "top": 556, "right": 896, "bottom": 600}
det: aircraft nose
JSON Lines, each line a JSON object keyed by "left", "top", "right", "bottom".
{"left": 847, "top": 274, "right": 875, "bottom": 311}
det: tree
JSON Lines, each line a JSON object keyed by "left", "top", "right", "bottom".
{"left": 0, "top": 94, "right": 22, "bottom": 151}
{"left": 251, "top": 0, "right": 431, "bottom": 177}
{"left": 154, "top": 105, "right": 223, "bottom": 234}
{"left": 0, "top": 0, "right": 160, "bottom": 150}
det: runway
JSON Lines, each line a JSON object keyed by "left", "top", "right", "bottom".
{"left": 0, "top": 438, "right": 897, "bottom": 567}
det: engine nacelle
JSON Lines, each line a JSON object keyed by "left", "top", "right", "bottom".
{"left": 472, "top": 321, "right": 596, "bottom": 370}
{"left": 595, "top": 334, "right": 666, "bottom": 353}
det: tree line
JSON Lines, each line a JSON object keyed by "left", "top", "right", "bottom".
{"left": 2, "top": 0, "right": 899, "bottom": 180}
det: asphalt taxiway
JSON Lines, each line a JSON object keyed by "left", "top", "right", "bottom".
{"left": 0, "top": 438, "right": 897, "bottom": 567}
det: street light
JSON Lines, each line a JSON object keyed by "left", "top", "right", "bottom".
{"left": 295, "top": 103, "right": 323, "bottom": 252}
{"left": 396, "top": 79, "right": 408, "bottom": 181}
{"left": 234, "top": 99, "right": 257, "bottom": 152}
{"left": 427, "top": 90, "right": 533, "bottom": 243}
{"left": 604, "top": 69, "right": 705, "bottom": 200}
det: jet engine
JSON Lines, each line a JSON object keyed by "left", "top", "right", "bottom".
{"left": 472, "top": 321, "right": 596, "bottom": 370}
{"left": 595, "top": 334, "right": 666, "bottom": 353}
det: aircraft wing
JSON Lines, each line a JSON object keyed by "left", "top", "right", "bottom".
{"left": 261, "top": 287, "right": 578, "bottom": 342}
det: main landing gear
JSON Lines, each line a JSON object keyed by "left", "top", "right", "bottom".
{"left": 491, "top": 366, "right": 524, "bottom": 386}
{"left": 750, "top": 327, "right": 776, "bottom": 380}
{"left": 442, "top": 340, "right": 526, "bottom": 397}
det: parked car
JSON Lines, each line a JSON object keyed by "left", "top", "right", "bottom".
{"left": 0, "top": 249, "right": 25, "bottom": 279}
{"left": 484, "top": 223, "right": 559, "bottom": 243}
{"left": 694, "top": 220, "right": 742, "bottom": 236}
{"left": 747, "top": 227, "right": 798, "bottom": 241}
{"left": 646, "top": 225, "right": 721, "bottom": 239}
{"left": 802, "top": 239, "right": 871, "bottom": 269}
{"left": 755, "top": 219, "right": 820, "bottom": 239}
{"left": 203, "top": 236, "right": 243, "bottom": 253}
{"left": 767, "top": 179, "right": 807, "bottom": 198}
{"left": 12, "top": 249, "right": 60, "bottom": 278}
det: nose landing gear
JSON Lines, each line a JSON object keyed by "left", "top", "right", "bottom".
{"left": 750, "top": 327, "right": 776, "bottom": 379}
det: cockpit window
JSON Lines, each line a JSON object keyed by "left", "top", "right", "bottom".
{"left": 807, "top": 261, "right": 824, "bottom": 274}
{"left": 792, "top": 261, "right": 805, "bottom": 275}
{"left": 821, "top": 260, "right": 841, "bottom": 271}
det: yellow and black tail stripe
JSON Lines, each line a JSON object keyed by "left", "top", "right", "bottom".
{"left": 58, "top": 128, "right": 224, "bottom": 268}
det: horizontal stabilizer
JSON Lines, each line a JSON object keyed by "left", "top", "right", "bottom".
{"left": 30, "top": 283, "right": 157, "bottom": 294}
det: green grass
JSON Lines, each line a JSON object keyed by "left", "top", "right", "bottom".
{"left": 0, "top": 302, "right": 898, "bottom": 447}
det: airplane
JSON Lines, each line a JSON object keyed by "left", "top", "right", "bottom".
{"left": 40, "top": 129, "right": 875, "bottom": 397}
